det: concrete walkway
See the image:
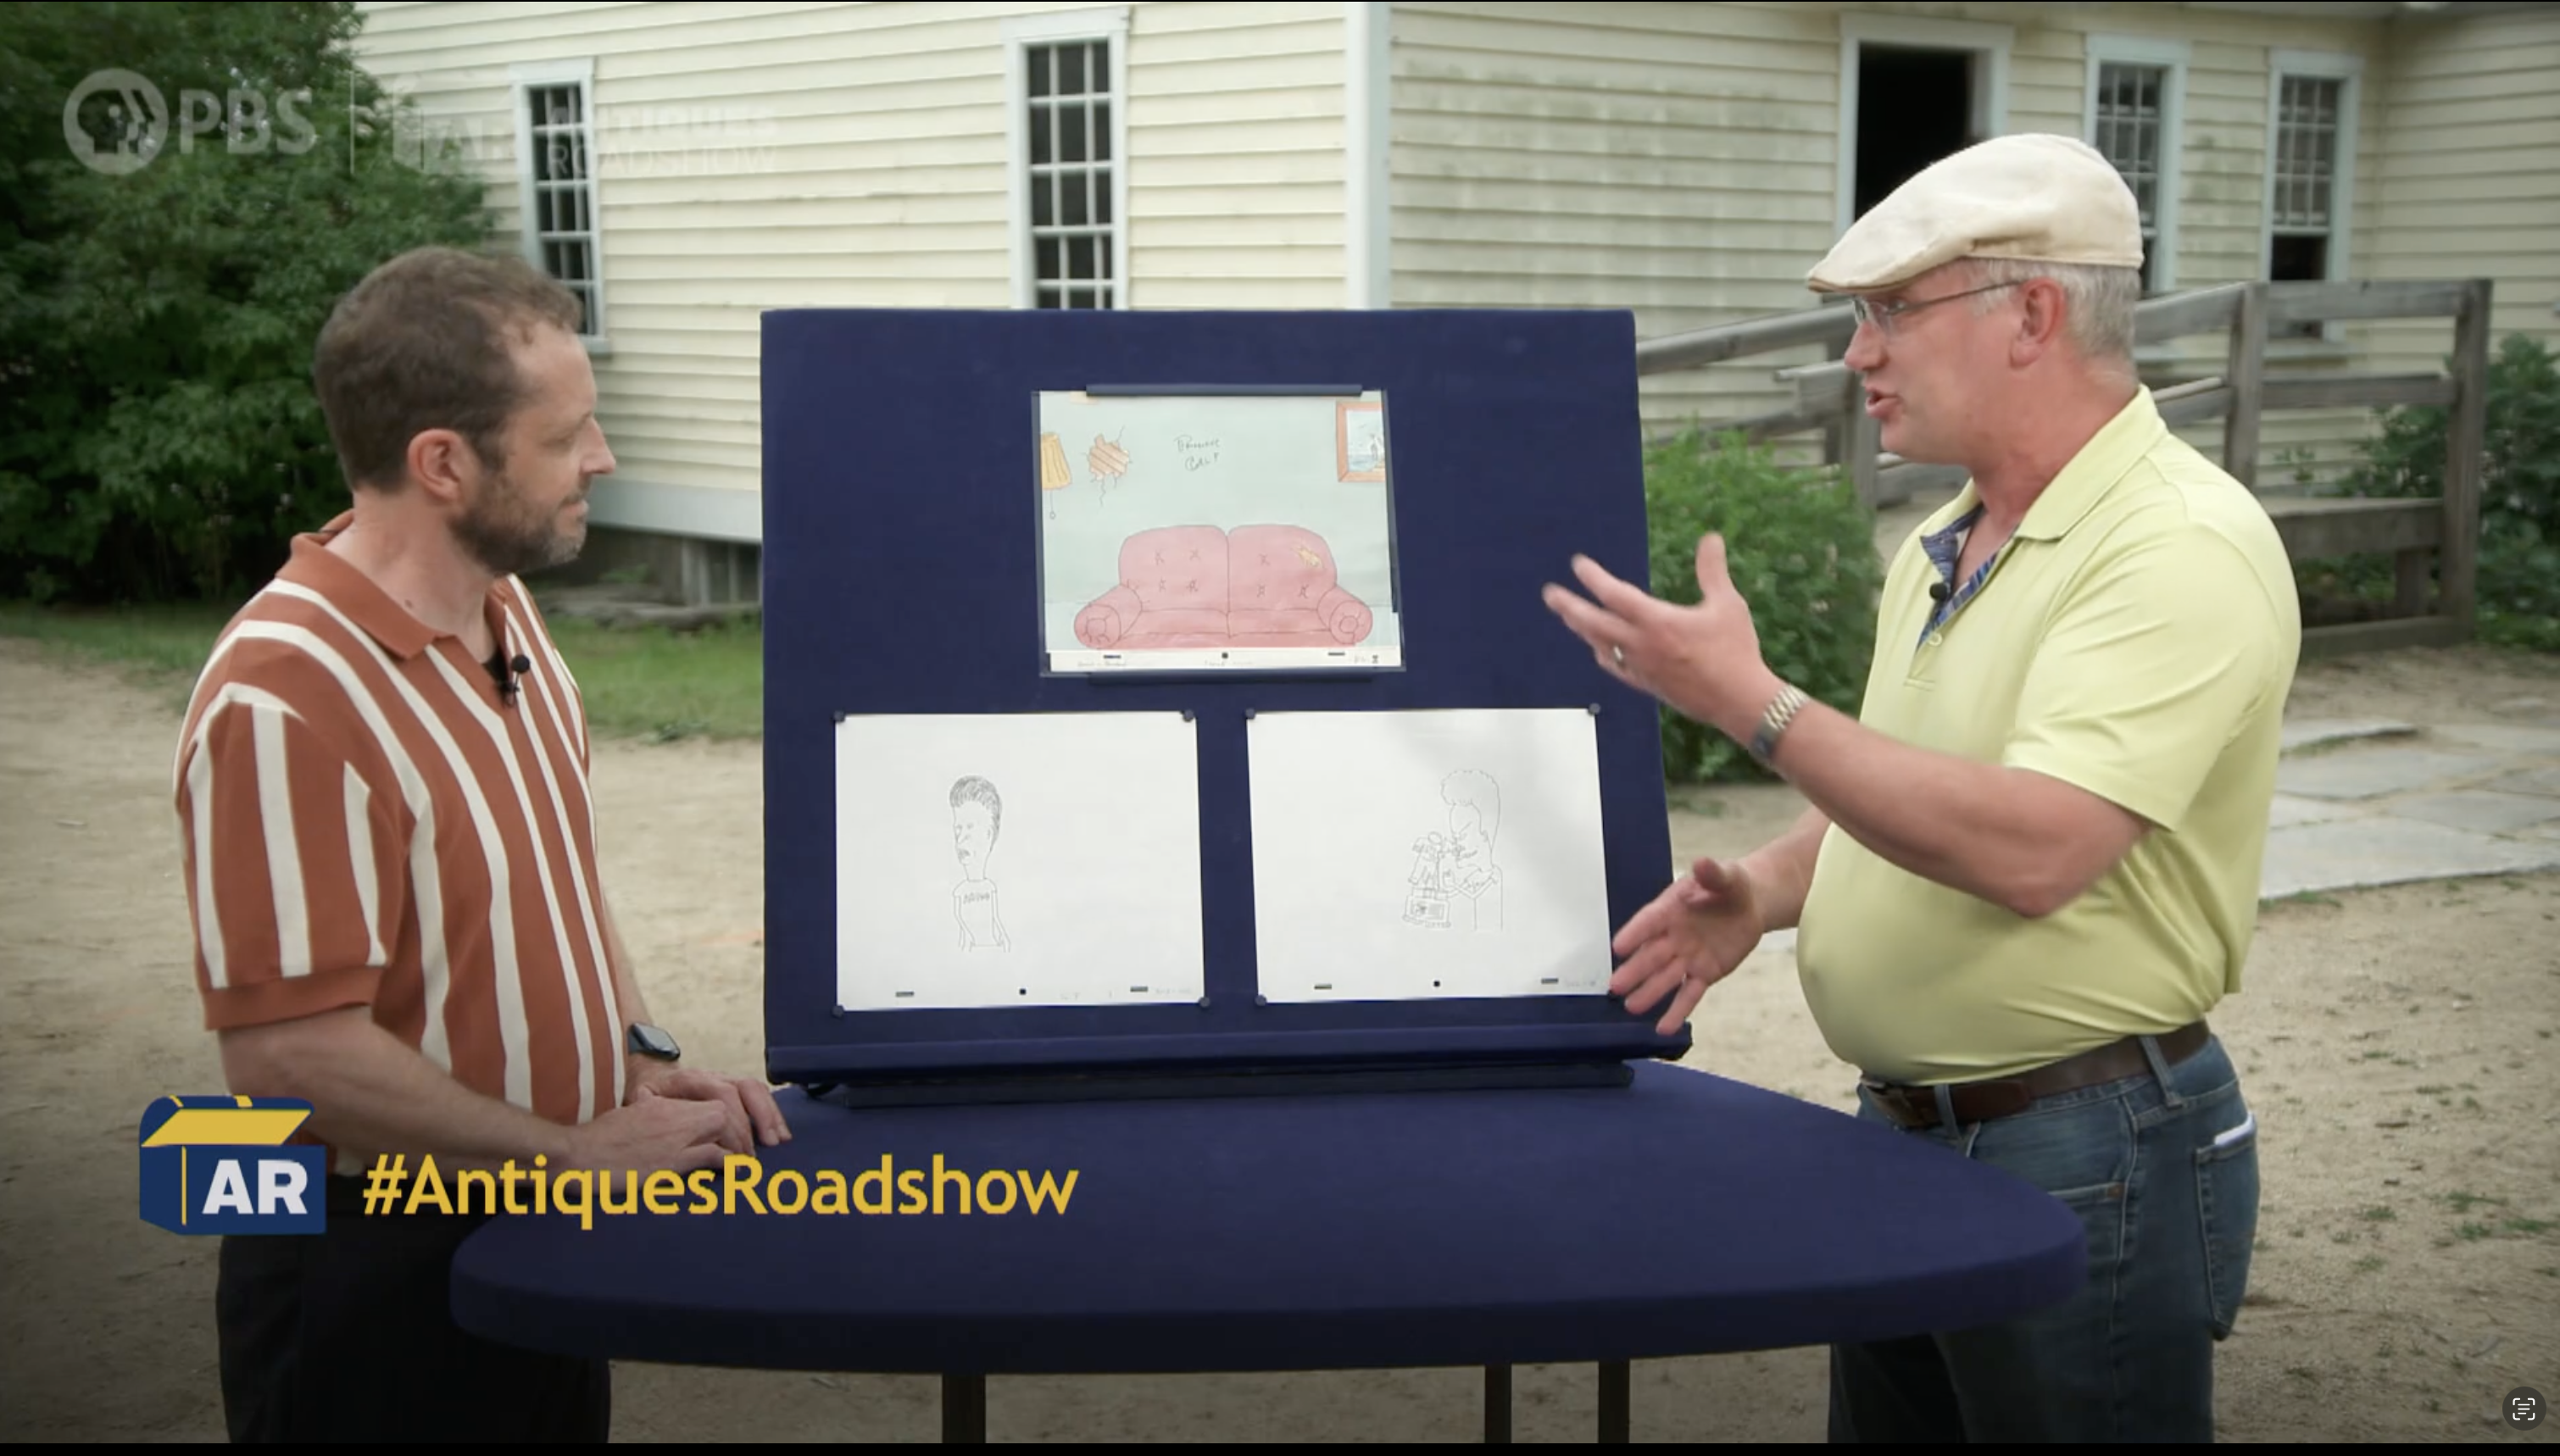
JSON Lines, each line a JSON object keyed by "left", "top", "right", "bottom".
{"left": 1747, "top": 716, "right": 2560, "bottom": 960}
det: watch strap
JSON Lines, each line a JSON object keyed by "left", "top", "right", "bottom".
{"left": 1749, "top": 684, "right": 1811, "bottom": 766}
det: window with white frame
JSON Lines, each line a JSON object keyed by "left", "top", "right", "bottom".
{"left": 1009, "top": 11, "right": 1127, "bottom": 309}
{"left": 2084, "top": 38, "right": 2185, "bottom": 296}
{"left": 2265, "top": 52, "right": 2362, "bottom": 339}
{"left": 513, "top": 61, "right": 604, "bottom": 339}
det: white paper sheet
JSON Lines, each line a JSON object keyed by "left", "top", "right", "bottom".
{"left": 833, "top": 713, "right": 1205, "bottom": 1010}
{"left": 1246, "top": 709, "right": 1614, "bottom": 1003}
{"left": 1035, "top": 391, "right": 1403, "bottom": 674}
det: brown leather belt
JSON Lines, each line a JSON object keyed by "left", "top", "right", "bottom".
{"left": 1861, "top": 1020, "right": 2212, "bottom": 1131}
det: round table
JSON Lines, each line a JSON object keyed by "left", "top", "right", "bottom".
{"left": 452, "top": 1060, "right": 2084, "bottom": 1441}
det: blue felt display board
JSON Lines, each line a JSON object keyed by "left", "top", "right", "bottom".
{"left": 760, "top": 308, "right": 1687, "bottom": 1086}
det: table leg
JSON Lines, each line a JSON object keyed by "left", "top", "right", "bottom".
{"left": 943, "top": 1374, "right": 985, "bottom": 1442}
{"left": 1598, "top": 1361, "right": 1629, "bottom": 1443}
{"left": 1483, "top": 1364, "right": 1512, "bottom": 1442}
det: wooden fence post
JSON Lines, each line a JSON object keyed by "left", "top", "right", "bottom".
{"left": 2442, "top": 279, "right": 2493, "bottom": 631}
{"left": 2223, "top": 283, "right": 2266, "bottom": 489}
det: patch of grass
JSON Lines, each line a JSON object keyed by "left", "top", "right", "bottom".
{"left": 2457, "top": 1222, "right": 2496, "bottom": 1242}
{"left": 0, "top": 602, "right": 767, "bottom": 743}
{"left": 2359, "top": 1049, "right": 2396, "bottom": 1061}
{"left": 2416, "top": 1085, "right": 2451, "bottom": 1095}
{"left": 544, "top": 618, "right": 761, "bottom": 742}
{"left": 2273, "top": 890, "right": 2342, "bottom": 908}
{"left": 2445, "top": 1192, "right": 2505, "bottom": 1214}
{"left": 2502, "top": 1217, "right": 2554, "bottom": 1236}
{"left": 2361, "top": 1205, "right": 2397, "bottom": 1222}
{"left": 0, "top": 600, "right": 235, "bottom": 709}
{"left": 2354, "top": 1255, "right": 2385, "bottom": 1273}
{"left": 2425, "top": 1397, "right": 2442, "bottom": 1414}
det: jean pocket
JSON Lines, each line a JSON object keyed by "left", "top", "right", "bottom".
{"left": 2195, "top": 1109, "right": 2260, "bottom": 1341}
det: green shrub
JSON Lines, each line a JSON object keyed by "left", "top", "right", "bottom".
{"left": 1643, "top": 429, "right": 1883, "bottom": 783}
{"left": 2305, "top": 334, "right": 2560, "bottom": 650}
{"left": 0, "top": 2, "right": 491, "bottom": 604}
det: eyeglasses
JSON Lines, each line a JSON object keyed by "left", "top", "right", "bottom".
{"left": 1849, "top": 280, "right": 2027, "bottom": 336}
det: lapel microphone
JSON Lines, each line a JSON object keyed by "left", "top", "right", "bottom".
{"left": 1928, "top": 581, "right": 1952, "bottom": 603}
{"left": 494, "top": 653, "right": 534, "bottom": 707}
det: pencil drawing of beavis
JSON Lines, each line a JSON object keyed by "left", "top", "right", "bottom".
{"left": 949, "top": 776, "right": 1010, "bottom": 951}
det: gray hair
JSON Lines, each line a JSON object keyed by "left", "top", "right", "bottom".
{"left": 1962, "top": 257, "right": 2141, "bottom": 379}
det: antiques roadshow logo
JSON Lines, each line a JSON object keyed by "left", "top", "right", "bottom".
{"left": 141, "top": 1096, "right": 1079, "bottom": 1234}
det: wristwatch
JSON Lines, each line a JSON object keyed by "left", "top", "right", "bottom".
{"left": 1749, "top": 683, "right": 1812, "bottom": 766}
{"left": 627, "top": 1023, "right": 682, "bottom": 1063}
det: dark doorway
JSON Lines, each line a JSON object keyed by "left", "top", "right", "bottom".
{"left": 1855, "top": 46, "right": 1976, "bottom": 219}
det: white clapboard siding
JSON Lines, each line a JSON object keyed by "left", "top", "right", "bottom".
{"left": 1387, "top": 0, "right": 2423, "bottom": 469}
{"left": 2362, "top": 7, "right": 2560, "bottom": 396}
{"left": 351, "top": 0, "right": 1350, "bottom": 539}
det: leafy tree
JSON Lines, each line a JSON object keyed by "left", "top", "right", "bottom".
{"left": 1, "top": 1, "right": 491, "bottom": 603}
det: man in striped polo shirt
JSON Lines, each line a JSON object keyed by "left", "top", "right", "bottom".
{"left": 174, "top": 247, "right": 791, "bottom": 1442}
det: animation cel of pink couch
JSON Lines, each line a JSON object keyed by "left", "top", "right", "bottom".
{"left": 1073, "top": 525, "right": 1375, "bottom": 650}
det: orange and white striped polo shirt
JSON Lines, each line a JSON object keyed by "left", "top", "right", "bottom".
{"left": 172, "top": 517, "right": 627, "bottom": 1136}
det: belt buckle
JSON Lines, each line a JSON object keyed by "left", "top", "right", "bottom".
{"left": 1860, "top": 1077, "right": 1935, "bottom": 1130}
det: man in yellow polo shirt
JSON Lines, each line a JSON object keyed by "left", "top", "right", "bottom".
{"left": 1544, "top": 132, "right": 2299, "bottom": 1442}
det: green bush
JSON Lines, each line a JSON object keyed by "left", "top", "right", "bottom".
{"left": 1643, "top": 429, "right": 1883, "bottom": 783}
{"left": 2305, "top": 334, "right": 2560, "bottom": 651}
{"left": 0, "top": 1, "right": 491, "bottom": 604}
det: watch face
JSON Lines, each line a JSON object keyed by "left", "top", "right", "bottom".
{"left": 632, "top": 1024, "right": 679, "bottom": 1059}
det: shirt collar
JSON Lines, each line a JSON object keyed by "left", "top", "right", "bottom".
{"left": 275, "top": 512, "right": 442, "bottom": 660}
{"left": 2015, "top": 386, "right": 2166, "bottom": 542}
{"left": 1905, "top": 387, "right": 2167, "bottom": 548}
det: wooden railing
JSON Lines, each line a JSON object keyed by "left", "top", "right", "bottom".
{"left": 1633, "top": 279, "right": 2494, "bottom": 657}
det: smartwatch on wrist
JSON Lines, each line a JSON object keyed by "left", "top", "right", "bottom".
{"left": 627, "top": 1023, "right": 682, "bottom": 1063}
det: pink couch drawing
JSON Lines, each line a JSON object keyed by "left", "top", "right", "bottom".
{"left": 1074, "top": 525, "right": 1374, "bottom": 650}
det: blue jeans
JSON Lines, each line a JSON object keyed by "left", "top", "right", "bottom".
{"left": 1828, "top": 1034, "right": 2260, "bottom": 1442}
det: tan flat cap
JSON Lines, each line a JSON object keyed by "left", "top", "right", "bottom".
{"left": 1808, "top": 132, "right": 2143, "bottom": 294}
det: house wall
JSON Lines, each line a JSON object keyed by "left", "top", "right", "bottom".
{"left": 1383, "top": 1, "right": 2529, "bottom": 491}
{"left": 345, "top": 0, "right": 2556, "bottom": 569}
{"left": 349, "top": 0, "right": 1352, "bottom": 568}
{"left": 2363, "top": 4, "right": 2560, "bottom": 397}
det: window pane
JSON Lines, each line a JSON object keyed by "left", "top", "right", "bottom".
{"left": 1029, "top": 46, "right": 1052, "bottom": 99}
{"left": 1037, "top": 286, "right": 1063, "bottom": 309}
{"left": 1069, "top": 235, "right": 1094, "bottom": 281}
{"left": 1036, "top": 236, "right": 1060, "bottom": 284}
{"left": 1060, "top": 42, "right": 1086, "bottom": 95}
{"left": 1060, "top": 102, "right": 1088, "bottom": 164}
{"left": 1060, "top": 172, "right": 1086, "bottom": 226}
{"left": 1030, "top": 104, "right": 1050, "bottom": 165}
{"left": 1094, "top": 99, "right": 1111, "bottom": 161}
{"left": 1032, "top": 172, "right": 1054, "bottom": 228}
{"left": 1095, "top": 169, "right": 1112, "bottom": 225}
{"left": 2270, "top": 232, "right": 2327, "bottom": 283}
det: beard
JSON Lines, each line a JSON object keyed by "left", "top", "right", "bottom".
{"left": 452, "top": 466, "right": 587, "bottom": 579}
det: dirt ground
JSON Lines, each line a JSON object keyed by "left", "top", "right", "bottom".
{"left": 3, "top": 636, "right": 2555, "bottom": 1442}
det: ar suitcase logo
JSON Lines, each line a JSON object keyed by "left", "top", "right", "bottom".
{"left": 138, "top": 1095, "right": 326, "bottom": 1234}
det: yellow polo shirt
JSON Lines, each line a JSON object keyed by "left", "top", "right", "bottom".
{"left": 1794, "top": 388, "right": 2301, "bottom": 1085}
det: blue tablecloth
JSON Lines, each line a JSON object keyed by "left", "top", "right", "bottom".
{"left": 451, "top": 1061, "right": 2084, "bottom": 1375}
